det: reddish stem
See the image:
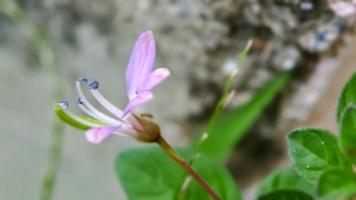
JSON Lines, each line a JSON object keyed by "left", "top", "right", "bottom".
{"left": 156, "top": 136, "right": 221, "bottom": 200}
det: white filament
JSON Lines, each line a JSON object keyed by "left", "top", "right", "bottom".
{"left": 90, "top": 89, "right": 125, "bottom": 119}
{"left": 78, "top": 102, "right": 122, "bottom": 125}
{"left": 76, "top": 81, "right": 122, "bottom": 126}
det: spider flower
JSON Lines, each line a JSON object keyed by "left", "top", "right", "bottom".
{"left": 54, "top": 31, "right": 170, "bottom": 143}
{"left": 329, "top": 1, "right": 356, "bottom": 17}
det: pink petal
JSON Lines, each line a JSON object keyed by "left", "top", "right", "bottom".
{"left": 330, "top": 2, "right": 356, "bottom": 17}
{"left": 139, "top": 68, "right": 170, "bottom": 92}
{"left": 113, "top": 124, "right": 138, "bottom": 137}
{"left": 126, "top": 31, "right": 156, "bottom": 100}
{"left": 123, "top": 91, "right": 153, "bottom": 116}
{"left": 85, "top": 127, "right": 115, "bottom": 143}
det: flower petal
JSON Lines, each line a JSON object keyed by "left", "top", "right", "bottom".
{"left": 139, "top": 68, "right": 170, "bottom": 92}
{"left": 330, "top": 2, "right": 356, "bottom": 17}
{"left": 123, "top": 91, "right": 153, "bottom": 116}
{"left": 85, "top": 127, "right": 115, "bottom": 143}
{"left": 126, "top": 30, "right": 156, "bottom": 100}
{"left": 112, "top": 124, "right": 138, "bottom": 137}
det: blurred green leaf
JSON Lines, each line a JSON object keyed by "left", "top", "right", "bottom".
{"left": 257, "top": 167, "right": 314, "bottom": 197}
{"left": 258, "top": 190, "right": 313, "bottom": 200}
{"left": 288, "top": 128, "right": 350, "bottom": 185}
{"left": 317, "top": 168, "right": 356, "bottom": 200}
{"left": 0, "top": 0, "right": 24, "bottom": 20}
{"left": 116, "top": 147, "right": 186, "bottom": 200}
{"left": 337, "top": 72, "right": 356, "bottom": 123}
{"left": 340, "top": 105, "right": 356, "bottom": 163}
{"left": 184, "top": 155, "right": 241, "bottom": 200}
{"left": 116, "top": 147, "right": 241, "bottom": 200}
{"left": 200, "top": 72, "right": 291, "bottom": 159}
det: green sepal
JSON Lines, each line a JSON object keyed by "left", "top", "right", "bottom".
{"left": 53, "top": 103, "right": 104, "bottom": 130}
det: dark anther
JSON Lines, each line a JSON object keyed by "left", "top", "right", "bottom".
{"left": 87, "top": 80, "right": 99, "bottom": 90}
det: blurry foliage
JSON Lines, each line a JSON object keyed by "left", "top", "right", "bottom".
{"left": 340, "top": 105, "right": 356, "bottom": 163}
{"left": 318, "top": 168, "right": 356, "bottom": 200}
{"left": 116, "top": 148, "right": 241, "bottom": 200}
{"left": 257, "top": 167, "right": 314, "bottom": 197}
{"left": 200, "top": 72, "right": 291, "bottom": 159}
{"left": 337, "top": 73, "right": 356, "bottom": 122}
{"left": 258, "top": 72, "right": 356, "bottom": 200}
{"left": 258, "top": 190, "right": 313, "bottom": 200}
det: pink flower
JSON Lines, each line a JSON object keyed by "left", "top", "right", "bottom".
{"left": 329, "top": 1, "right": 356, "bottom": 17}
{"left": 55, "top": 31, "right": 170, "bottom": 143}
{"left": 124, "top": 31, "right": 170, "bottom": 115}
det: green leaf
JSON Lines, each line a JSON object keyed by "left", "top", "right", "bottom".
{"left": 288, "top": 128, "right": 350, "bottom": 185}
{"left": 337, "top": 72, "right": 356, "bottom": 122}
{"left": 200, "top": 72, "right": 291, "bottom": 159}
{"left": 258, "top": 167, "right": 314, "bottom": 197}
{"left": 317, "top": 168, "right": 356, "bottom": 200}
{"left": 116, "top": 147, "right": 241, "bottom": 200}
{"left": 185, "top": 156, "right": 241, "bottom": 200}
{"left": 258, "top": 190, "right": 313, "bottom": 200}
{"left": 340, "top": 105, "right": 356, "bottom": 163}
{"left": 116, "top": 147, "right": 186, "bottom": 200}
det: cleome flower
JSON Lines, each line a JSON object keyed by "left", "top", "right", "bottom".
{"left": 329, "top": 0, "right": 356, "bottom": 17}
{"left": 54, "top": 30, "right": 170, "bottom": 143}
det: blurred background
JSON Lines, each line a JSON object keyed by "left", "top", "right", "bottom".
{"left": 0, "top": 0, "right": 355, "bottom": 199}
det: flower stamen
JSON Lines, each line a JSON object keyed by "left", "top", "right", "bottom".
{"left": 87, "top": 80, "right": 125, "bottom": 120}
{"left": 77, "top": 97, "right": 122, "bottom": 125}
{"left": 76, "top": 79, "right": 122, "bottom": 125}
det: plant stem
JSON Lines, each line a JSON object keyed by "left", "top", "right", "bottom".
{"left": 38, "top": 40, "right": 64, "bottom": 200}
{"left": 178, "top": 133, "right": 208, "bottom": 199}
{"left": 7, "top": 3, "right": 66, "bottom": 199}
{"left": 156, "top": 136, "right": 221, "bottom": 200}
{"left": 31, "top": 21, "right": 64, "bottom": 200}
{"left": 208, "top": 39, "right": 253, "bottom": 130}
{"left": 177, "top": 40, "right": 253, "bottom": 198}
{"left": 40, "top": 121, "right": 64, "bottom": 200}
{"left": 0, "top": 1, "right": 65, "bottom": 200}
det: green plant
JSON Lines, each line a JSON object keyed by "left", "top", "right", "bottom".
{"left": 258, "top": 73, "right": 356, "bottom": 200}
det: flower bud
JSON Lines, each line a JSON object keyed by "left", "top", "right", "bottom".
{"left": 131, "top": 114, "right": 161, "bottom": 143}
